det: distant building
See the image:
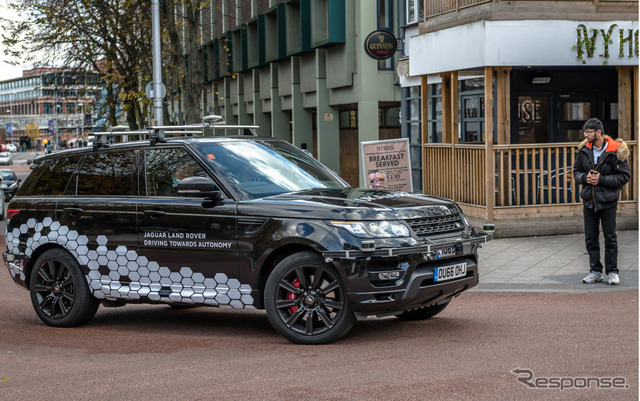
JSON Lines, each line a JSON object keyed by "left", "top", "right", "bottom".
{"left": 0, "top": 68, "right": 102, "bottom": 150}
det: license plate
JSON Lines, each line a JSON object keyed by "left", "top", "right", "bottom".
{"left": 434, "top": 262, "right": 467, "bottom": 282}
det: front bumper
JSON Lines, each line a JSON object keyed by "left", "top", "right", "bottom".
{"left": 322, "top": 232, "right": 491, "bottom": 316}
{"left": 322, "top": 232, "right": 491, "bottom": 260}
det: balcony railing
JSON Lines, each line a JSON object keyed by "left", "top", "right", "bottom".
{"left": 426, "top": 0, "right": 491, "bottom": 17}
{"left": 423, "top": 142, "right": 638, "bottom": 208}
{"left": 425, "top": 0, "right": 630, "bottom": 18}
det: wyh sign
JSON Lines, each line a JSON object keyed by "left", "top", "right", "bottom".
{"left": 575, "top": 24, "right": 639, "bottom": 62}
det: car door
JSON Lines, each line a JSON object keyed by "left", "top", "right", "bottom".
{"left": 56, "top": 149, "right": 139, "bottom": 299}
{"left": 137, "top": 146, "right": 244, "bottom": 306}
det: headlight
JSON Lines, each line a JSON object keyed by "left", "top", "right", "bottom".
{"left": 329, "top": 220, "right": 410, "bottom": 238}
{"left": 461, "top": 214, "right": 470, "bottom": 228}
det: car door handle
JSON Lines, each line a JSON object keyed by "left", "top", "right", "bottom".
{"left": 64, "top": 207, "right": 84, "bottom": 215}
{"left": 143, "top": 209, "right": 166, "bottom": 217}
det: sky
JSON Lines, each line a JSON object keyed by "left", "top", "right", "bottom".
{"left": 0, "top": 0, "right": 31, "bottom": 80}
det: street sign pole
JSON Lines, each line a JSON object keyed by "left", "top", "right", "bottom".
{"left": 152, "top": 0, "right": 163, "bottom": 126}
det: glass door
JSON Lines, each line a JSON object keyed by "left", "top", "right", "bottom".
{"left": 556, "top": 92, "right": 596, "bottom": 142}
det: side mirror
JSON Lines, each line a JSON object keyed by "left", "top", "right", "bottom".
{"left": 177, "top": 176, "right": 221, "bottom": 200}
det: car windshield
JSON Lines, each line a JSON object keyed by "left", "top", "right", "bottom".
{"left": 0, "top": 170, "right": 16, "bottom": 180}
{"left": 0, "top": 153, "right": 10, "bottom": 157}
{"left": 194, "top": 140, "right": 349, "bottom": 199}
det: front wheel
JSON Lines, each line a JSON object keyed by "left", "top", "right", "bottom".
{"left": 395, "top": 299, "right": 451, "bottom": 321}
{"left": 29, "top": 248, "right": 100, "bottom": 327}
{"left": 265, "top": 251, "right": 355, "bottom": 344}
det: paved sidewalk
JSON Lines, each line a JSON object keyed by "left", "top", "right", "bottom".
{"left": 474, "top": 230, "right": 638, "bottom": 293}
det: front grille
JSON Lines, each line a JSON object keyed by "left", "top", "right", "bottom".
{"left": 405, "top": 213, "right": 464, "bottom": 239}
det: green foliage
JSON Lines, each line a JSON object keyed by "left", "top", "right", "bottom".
{"left": 0, "top": 0, "right": 218, "bottom": 127}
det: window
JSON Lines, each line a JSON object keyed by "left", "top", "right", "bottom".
{"left": 66, "top": 102, "right": 75, "bottom": 114}
{"left": 461, "top": 96, "right": 484, "bottom": 142}
{"left": 74, "top": 151, "right": 137, "bottom": 196}
{"left": 28, "top": 156, "right": 81, "bottom": 196}
{"left": 459, "top": 78, "right": 485, "bottom": 143}
{"left": 379, "top": 106, "right": 400, "bottom": 128}
{"left": 518, "top": 96, "right": 550, "bottom": 144}
{"left": 44, "top": 102, "right": 52, "bottom": 114}
{"left": 563, "top": 102, "right": 591, "bottom": 121}
{"left": 402, "top": 86, "right": 423, "bottom": 192}
{"left": 145, "top": 148, "right": 208, "bottom": 197}
{"left": 406, "top": 0, "right": 424, "bottom": 25}
{"left": 339, "top": 110, "right": 358, "bottom": 129}
{"left": 427, "top": 83, "right": 443, "bottom": 143}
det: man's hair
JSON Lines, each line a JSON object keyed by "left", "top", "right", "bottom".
{"left": 583, "top": 118, "right": 604, "bottom": 134}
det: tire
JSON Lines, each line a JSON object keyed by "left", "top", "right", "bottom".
{"left": 29, "top": 248, "right": 100, "bottom": 327}
{"left": 395, "top": 300, "right": 451, "bottom": 321}
{"left": 264, "top": 251, "right": 356, "bottom": 344}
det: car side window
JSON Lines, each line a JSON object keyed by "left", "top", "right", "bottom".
{"left": 28, "top": 155, "right": 82, "bottom": 196}
{"left": 73, "top": 151, "right": 137, "bottom": 196}
{"left": 144, "top": 147, "right": 208, "bottom": 197}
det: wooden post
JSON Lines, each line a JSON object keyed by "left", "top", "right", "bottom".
{"left": 441, "top": 72, "right": 451, "bottom": 144}
{"left": 496, "top": 67, "right": 511, "bottom": 206}
{"left": 634, "top": 65, "right": 639, "bottom": 142}
{"left": 450, "top": 71, "right": 459, "bottom": 145}
{"left": 421, "top": 75, "right": 429, "bottom": 194}
{"left": 617, "top": 66, "right": 632, "bottom": 140}
{"left": 495, "top": 67, "right": 511, "bottom": 144}
{"left": 484, "top": 66, "right": 495, "bottom": 221}
{"left": 450, "top": 71, "right": 458, "bottom": 201}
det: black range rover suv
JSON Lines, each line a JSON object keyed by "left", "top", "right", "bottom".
{"left": 3, "top": 122, "right": 491, "bottom": 344}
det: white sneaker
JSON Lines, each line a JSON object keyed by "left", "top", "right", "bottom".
{"left": 582, "top": 271, "right": 603, "bottom": 284}
{"left": 608, "top": 273, "right": 620, "bottom": 285}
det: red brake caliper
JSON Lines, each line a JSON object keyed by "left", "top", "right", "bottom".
{"left": 287, "top": 278, "right": 300, "bottom": 315}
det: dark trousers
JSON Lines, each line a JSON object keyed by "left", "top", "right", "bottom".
{"left": 584, "top": 206, "right": 618, "bottom": 274}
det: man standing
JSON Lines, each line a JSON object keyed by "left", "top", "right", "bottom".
{"left": 574, "top": 118, "right": 631, "bottom": 285}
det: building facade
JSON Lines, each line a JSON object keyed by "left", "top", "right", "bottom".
{"left": 169, "top": 0, "right": 406, "bottom": 188}
{"left": 400, "top": 0, "right": 638, "bottom": 235}
{"left": 0, "top": 68, "right": 101, "bottom": 150}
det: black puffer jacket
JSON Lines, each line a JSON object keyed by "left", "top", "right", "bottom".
{"left": 574, "top": 136, "right": 631, "bottom": 210}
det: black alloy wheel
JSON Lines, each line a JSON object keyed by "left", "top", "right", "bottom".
{"left": 29, "top": 248, "right": 99, "bottom": 327}
{"left": 265, "top": 251, "right": 355, "bottom": 344}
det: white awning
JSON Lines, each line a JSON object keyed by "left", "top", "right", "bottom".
{"left": 409, "top": 20, "right": 639, "bottom": 76}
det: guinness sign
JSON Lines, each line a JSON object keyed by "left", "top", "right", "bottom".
{"left": 364, "top": 30, "right": 397, "bottom": 60}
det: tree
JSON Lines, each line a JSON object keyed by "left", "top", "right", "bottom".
{"left": 161, "top": 0, "right": 208, "bottom": 124}
{"left": 1, "top": 0, "right": 152, "bottom": 129}
{"left": 25, "top": 121, "right": 39, "bottom": 144}
{"left": 2, "top": 0, "right": 218, "bottom": 128}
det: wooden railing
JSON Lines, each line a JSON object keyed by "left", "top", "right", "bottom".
{"left": 426, "top": 0, "right": 492, "bottom": 17}
{"left": 423, "top": 142, "right": 638, "bottom": 208}
{"left": 424, "top": 144, "right": 486, "bottom": 205}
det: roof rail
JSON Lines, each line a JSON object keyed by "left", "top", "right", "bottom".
{"left": 92, "top": 115, "right": 259, "bottom": 149}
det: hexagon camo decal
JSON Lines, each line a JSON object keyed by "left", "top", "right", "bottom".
{"left": 5, "top": 217, "right": 255, "bottom": 308}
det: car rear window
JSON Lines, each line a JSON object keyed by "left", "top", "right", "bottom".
{"left": 21, "top": 155, "right": 82, "bottom": 196}
{"left": 72, "top": 150, "right": 137, "bottom": 196}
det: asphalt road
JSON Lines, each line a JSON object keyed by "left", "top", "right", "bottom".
{"left": 0, "top": 247, "right": 637, "bottom": 400}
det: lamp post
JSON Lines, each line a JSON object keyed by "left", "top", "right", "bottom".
{"left": 5, "top": 108, "right": 10, "bottom": 145}
{"left": 53, "top": 93, "right": 65, "bottom": 152}
{"left": 76, "top": 102, "right": 83, "bottom": 145}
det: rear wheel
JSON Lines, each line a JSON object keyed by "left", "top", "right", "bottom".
{"left": 265, "top": 251, "right": 355, "bottom": 344}
{"left": 395, "top": 300, "right": 451, "bottom": 321}
{"left": 29, "top": 248, "right": 99, "bottom": 327}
